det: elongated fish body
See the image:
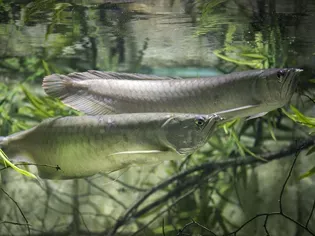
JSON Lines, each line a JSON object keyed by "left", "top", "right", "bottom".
{"left": 42, "top": 68, "right": 302, "bottom": 119}
{"left": 0, "top": 113, "right": 220, "bottom": 179}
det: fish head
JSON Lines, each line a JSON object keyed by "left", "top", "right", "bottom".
{"left": 254, "top": 68, "right": 302, "bottom": 104}
{"left": 278, "top": 68, "right": 302, "bottom": 100}
{"left": 161, "top": 114, "right": 221, "bottom": 156}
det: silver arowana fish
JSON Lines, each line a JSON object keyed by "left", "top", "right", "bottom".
{"left": 42, "top": 68, "right": 302, "bottom": 120}
{"left": 0, "top": 113, "right": 220, "bottom": 179}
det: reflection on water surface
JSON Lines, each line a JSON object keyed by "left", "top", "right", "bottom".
{"left": 1, "top": 0, "right": 314, "bottom": 80}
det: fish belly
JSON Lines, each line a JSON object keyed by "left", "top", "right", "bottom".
{"left": 24, "top": 133, "right": 181, "bottom": 179}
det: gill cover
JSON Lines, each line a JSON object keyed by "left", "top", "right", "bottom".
{"left": 161, "top": 114, "right": 219, "bottom": 155}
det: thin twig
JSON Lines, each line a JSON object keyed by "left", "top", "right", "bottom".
{"left": 103, "top": 173, "right": 148, "bottom": 192}
{"left": 134, "top": 174, "right": 216, "bottom": 219}
{"left": 1, "top": 188, "right": 31, "bottom": 236}
{"left": 191, "top": 219, "right": 217, "bottom": 236}
{"left": 279, "top": 143, "right": 303, "bottom": 213}
{"left": 263, "top": 215, "right": 270, "bottom": 236}
{"left": 131, "top": 188, "right": 198, "bottom": 236}
{"left": 301, "top": 93, "right": 315, "bottom": 105}
{"left": 0, "top": 221, "right": 30, "bottom": 227}
{"left": 85, "top": 178, "right": 128, "bottom": 209}
{"left": 306, "top": 200, "right": 315, "bottom": 228}
{"left": 212, "top": 187, "right": 240, "bottom": 206}
{"left": 178, "top": 219, "right": 217, "bottom": 236}
{"left": 162, "top": 218, "right": 166, "bottom": 236}
{"left": 178, "top": 221, "right": 195, "bottom": 236}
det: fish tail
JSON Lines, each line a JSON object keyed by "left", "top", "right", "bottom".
{"left": 42, "top": 73, "right": 115, "bottom": 115}
{"left": 42, "top": 74, "right": 72, "bottom": 99}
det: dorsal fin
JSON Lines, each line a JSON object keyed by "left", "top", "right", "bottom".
{"left": 83, "top": 70, "right": 180, "bottom": 80}
{"left": 42, "top": 71, "right": 180, "bottom": 115}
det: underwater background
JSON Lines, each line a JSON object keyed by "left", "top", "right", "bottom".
{"left": 0, "top": 0, "right": 315, "bottom": 235}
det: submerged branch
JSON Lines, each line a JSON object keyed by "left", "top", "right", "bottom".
{"left": 177, "top": 139, "right": 315, "bottom": 236}
{"left": 1, "top": 188, "right": 31, "bottom": 236}
{"left": 108, "top": 137, "right": 315, "bottom": 235}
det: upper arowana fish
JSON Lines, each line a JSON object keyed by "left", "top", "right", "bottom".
{"left": 0, "top": 113, "right": 220, "bottom": 179}
{"left": 42, "top": 68, "right": 302, "bottom": 120}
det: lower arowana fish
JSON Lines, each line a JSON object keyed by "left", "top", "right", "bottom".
{"left": 0, "top": 113, "right": 221, "bottom": 179}
{"left": 42, "top": 68, "right": 302, "bottom": 120}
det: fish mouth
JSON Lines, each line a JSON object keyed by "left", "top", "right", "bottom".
{"left": 280, "top": 68, "right": 303, "bottom": 100}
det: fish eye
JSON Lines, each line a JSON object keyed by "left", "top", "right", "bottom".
{"left": 277, "top": 70, "right": 286, "bottom": 82}
{"left": 194, "top": 116, "right": 206, "bottom": 129}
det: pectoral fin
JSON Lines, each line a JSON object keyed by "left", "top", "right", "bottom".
{"left": 108, "top": 150, "right": 182, "bottom": 166}
{"left": 216, "top": 105, "right": 262, "bottom": 120}
{"left": 108, "top": 150, "right": 164, "bottom": 157}
{"left": 246, "top": 112, "right": 268, "bottom": 120}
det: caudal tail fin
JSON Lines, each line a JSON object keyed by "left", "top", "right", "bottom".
{"left": 42, "top": 74, "right": 114, "bottom": 115}
{"left": 42, "top": 74, "right": 71, "bottom": 99}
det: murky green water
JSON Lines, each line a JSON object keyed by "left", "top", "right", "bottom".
{"left": 0, "top": 1, "right": 315, "bottom": 236}
{"left": 1, "top": 0, "right": 314, "bottom": 81}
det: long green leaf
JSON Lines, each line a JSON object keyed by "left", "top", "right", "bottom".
{"left": 282, "top": 106, "right": 315, "bottom": 128}
{"left": 0, "top": 149, "right": 37, "bottom": 179}
{"left": 299, "top": 166, "right": 315, "bottom": 180}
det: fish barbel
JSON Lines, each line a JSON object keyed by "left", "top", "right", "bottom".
{"left": 0, "top": 113, "right": 221, "bottom": 179}
{"left": 42, "top": 68, "right": 302, "bottom": 120}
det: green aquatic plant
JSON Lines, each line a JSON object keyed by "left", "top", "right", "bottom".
{"left": 0, "top": 149, "right": 37, "bottom": 179}
{"left": 0, "top": 82, "right": 78, "bottom": 178}
{"left": 21, "top": 85, "right": 80, "bottom": 119}
{"left": 45, "top": 3, "right": 72, "bottom": 40}
{"left": 282, "top": 105, "right": 315, "bottom": 129}
{"left": 0, "top": 82, "right": 79, "bottom": 135}
{"left": 213, "top": 25, "right": 285, "bottom": 69}
{"left": 299, "top": 165, "right": 315, "bottom": 180}
{"left": 282, "top": 105, "right": 315, "bottom": 179}
{"left": 197, "top": 0, "right": 287, "bottom": 69}
{"left": 196, "top": 0, "right": 234, "bottom": 35}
